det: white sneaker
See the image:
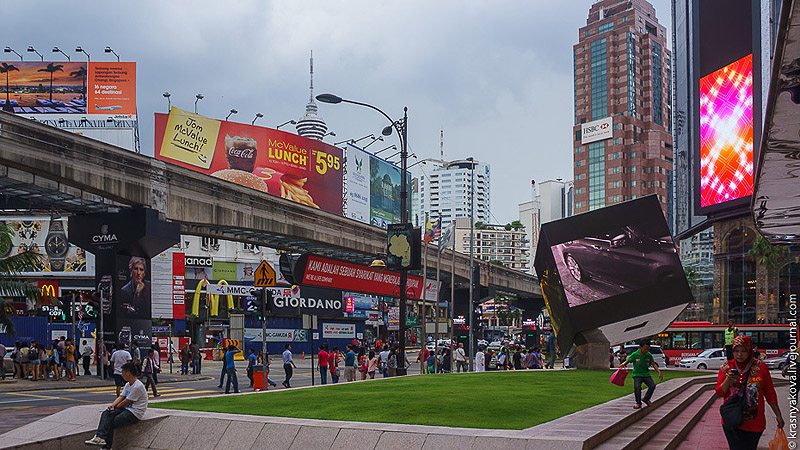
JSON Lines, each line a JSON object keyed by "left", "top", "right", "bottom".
{"left": 85, "top": 435, "right": 107, "bottom": 446}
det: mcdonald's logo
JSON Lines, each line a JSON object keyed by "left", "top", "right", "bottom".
{"left": 38, "top": 280, "right": 59, "bottom": 299}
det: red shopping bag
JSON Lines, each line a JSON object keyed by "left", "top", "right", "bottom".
{"left": 609, "top": 367, "right": 628, "bottom": 386}
{"left": 768, "top": 429, "right": 789, "bottom": 450}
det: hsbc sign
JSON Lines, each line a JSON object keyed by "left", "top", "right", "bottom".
{"left": 581, "top": 116, "right": 613, "bottom": 144}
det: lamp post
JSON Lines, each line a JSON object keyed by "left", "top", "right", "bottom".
{"left": 26, "top": 46, "right": 43, "bottom": 61}
{"left": 225, "top": 109, "right": 238, "bottom": 121}
{"left": 104, "top": 46, "right": 120, "bottom": 62}
{"left": 3, "top": 47, "right": 22, "bottom": 61}
{"left": 277, "top": 120, "right": 296, "bottom": 129}
{"left": 162, "top": 92, "right": 171, "bottom": 110}
{"left": 466, "top": 157, "right": 476, "bottom": 372}
{"left": 194, "top": 94, "right": 204, "bottom": 114}
{"left": 75, "top": 46, "right": 90, "bottom": 62}
{"left": 318, "top": 93, "right": 410, "bottom": 375}
{"left": 252, "top": 113, "right": 263, "bottom": 125}
{"left": 323, "top": 131, "right": 336, "bottom": 138}
{"left": 52, "top": 47, "right": 71, "bottom": 61}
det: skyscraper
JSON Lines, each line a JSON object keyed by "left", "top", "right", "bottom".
{"left": 572, "top": 0, "right": 673, "bottom": 227}
{"left": 296, "top": 51, "right": 328, "bottom": 140}
{"left": 414, "top": 159, "right": 490, "bottom": 229}
{"left": 518, "top": 179, "right": 574, "bottom": 273}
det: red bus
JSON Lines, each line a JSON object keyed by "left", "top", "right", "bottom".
{"left": 653, "top": 322, "right": 792, "bottom": 366}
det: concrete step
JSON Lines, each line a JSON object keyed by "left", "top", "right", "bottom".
{"left": 639, "top": 388, "right": 718, "bottom": 450}
{"left": 593, "top": 381, "right": 716, "bottom": 450}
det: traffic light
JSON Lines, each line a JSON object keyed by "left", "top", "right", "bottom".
{"left": 249, "top": 290, "right": 264, "bottom": 320}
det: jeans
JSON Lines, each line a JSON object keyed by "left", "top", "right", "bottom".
{"left": 83, "top": 356, "right": 91, "bottom": 375}
{"left": 96, "top": 408, "right": 139, "bottom": 448}
{"left": 319, "top": 367, "right": 328, "bottom": 384}
{"left": 225, "top": 367, "right": 239, "bottom": 393}
{"left": 143, "top": 373, "right": 158, "bottom": 396}
{"left": 180, "top": 360, "right": 188, "bottom": 375}
{"left": 283, "top": 363, "right": 293, "bottom": 386}
{"left": 192, "top": 358, "right": 200, "bottom": 374}
{"left": 723, "top": 427, "right": 763, "bottom": 450}
{"left": 218, "top": 365, "right": 228, "bottom": 388}
{"left": 547, "top": 351, "right": 556, "bottom": 369}
{"left": 633, "top": 376, "right": 656, "bottom": 405}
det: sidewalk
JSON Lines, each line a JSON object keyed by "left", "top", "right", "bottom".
{"left": 0, "top": 371, "right": 209, "bottom": 393}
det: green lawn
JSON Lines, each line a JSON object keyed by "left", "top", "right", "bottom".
{"left": 152, "top": 370, "right": 704, "bottom": 429}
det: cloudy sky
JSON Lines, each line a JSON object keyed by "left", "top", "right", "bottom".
{"left": 5, "top": 0, "right": 671, "bottom": 223}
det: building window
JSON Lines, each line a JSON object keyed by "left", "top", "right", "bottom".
{"left": 622, "top": 16, "right": 628, "bottom": 23}
{"left": 585, "top": 29, "right": 591, "bottom": 36}
{"left": 588, "top": 141, "right": 605, "bottom": 210}
{"left": 598, "top": 22, "right": 614, "bottom": 34}
{"left": 651, "top": 41, "right": 663, "bottom": 125}
{"left": 631, "top": 166, "right": 636, "bottom": 173}
{"left": 576, "top": 160, "right": 582, "bottom": 167}
{"left": 590, "top": 38, "right": 608, "bottom": 120}
{"left": 613, "top": 195, "right": 620, "bottom": 202}
{"left": 631, "top": 181, "right": 637, "bottom": 187}
{"left": 576, "top": 201, "right": 583, "bottom": 208}
{"left": 575, "top": 146, "right": 581, "bottom": 153}
{"left": 613, "top": 138, "right": 619, "bottom": 145}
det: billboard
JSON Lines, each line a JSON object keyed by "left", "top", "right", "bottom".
{"left": 0, "top": 217, "right": 93, "bottom": 277}
{"left": 155, "top": 108, "right": 343, "bottom": 215}
{"left": 580, "top": 116, "right": 613, "bottom": 144}
{"left": 0, "top": 61, "right": 136, "bottom": 116}
{"left": 345, "top": 143, "right": 409, "bottom": 228}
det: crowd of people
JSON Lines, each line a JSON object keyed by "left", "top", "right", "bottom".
{"left": 1, "top": 337, "right": 96, "bottom": 382}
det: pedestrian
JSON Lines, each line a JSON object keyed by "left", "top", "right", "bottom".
{"left": 454, "top": 343, "right": 467, "bottom": 373}
{"left": 0, "top": 342, "right": 6, "bottom": 380}
{"left": 379, "top": 345, "right": 390, "bottom": 378}
{"left": 110, "top": 342, "right": 133, "bottom": 397}
{"left": 367, "top": 350, "right": 378, "bottom": 379}
{"left": 281, "top": 344, "right": 296, "bottom": 388}
{"left": 426, "top": 351, "right": 436, "bottom": 374}
{"left": 190, "top": 341, "right": 200, "bottom": 374}
{"left": 82, "top": 340, "right": 94, "bottom": 376}
{"left": 151, "top": 343, "right": 160, "bottom": 384}
{"left": 546, "top": 333, "right": 557, "bottom": 369}
{"left": 142, "top": 349, "right": 160, "bottom": 398}
{"left": 619, "top": 339, "right": 663, "bottom": 409}
{"left": 28, "top": 340, "right": 41, "bottom": 381}
{"left": 217, "top": 352, "right": 229, "bottom": 389}
{"left": 329, "top": 347, "right": 340, "bottom": 383}
{"left": 180, "top": 342, "right": 190, "bottom": 375}
{"left": 716, "top": 334, "right": 784, "bottom": 449}
{"left": 223, "top": 344, "right": 239, "bottom": 394}
{"left": 317, "top": 345, "right": 329, "bottom": 385}
{"left": 84, "top": 362, "right": 147, "bottom": 449}
{"left": 102, "top": 344, "right": 112, "bottom": 378}
{"left": 246, "top": 349, "right": 256, "bottom": 387}
{"left": 130, "top": 342, "right": 141, "bottom": 376}
{"left": 344, "top": 345, "right": 356, "bottom": 382}
{"left": 167, "top": 341, "right": 175, "bottom": 365}
{"left": 724, "top": 319, "right": 739, "bottom": 361}
{"left": 387, "top": 347, "right": 398, "bottom": 377}
{"left": 484, "top": 349, "right": 493, "bottom": 371}
{"left": 258, "top": 350, "right": 277, "bottom": 387}
{"left": 496, "top": 348, "right": 507, "bottom": 371}
{"left": 524, "top": 347, "right": 536, "bottom": 369}
{"left": 19, "top": 341, "right": 30, "bottom": 379}
{"left": 475, "top": 347, "right": 486, "bottom": 372}
{"left": 11, "top": 342, "right": 21, "bottom": 379}
{"left": 64, "top": 338, "right": 76, "bottom": 381}
{"left": 48, "top": 340, "right": 61, "bottom": 380}
{"left": 440, "top": 348, "right": 451, "bottom": 373}
{"left": 416, "top": 347, "right": 430, "bottom": 374}
{"left": 513, "top": 347, "right": 524, "bottom": 370}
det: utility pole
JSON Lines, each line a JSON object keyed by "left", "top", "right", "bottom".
{"left": 262, "top": 288, "right": 268, "bottom": 391}
{"left": 468, "top": 157, "right": 475, "bottom": 372}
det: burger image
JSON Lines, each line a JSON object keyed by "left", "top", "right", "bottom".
{"left": 211, "top": 169, "right": 269, "bottom": 193}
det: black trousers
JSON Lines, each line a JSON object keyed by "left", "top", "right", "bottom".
{"left": 96, "top": 408, "right": 139, "bottom": 448}
{"left": 723, "top": 427, "right": 762, "bottom": 450}
{"left": 725, "top": 345, "right": 734, "bottom": 361}
{"left": 283, "top": 363, "right": 293, "bottom": 385}
{"left": 83, "top": 356, "right": 91, "bottom": 375}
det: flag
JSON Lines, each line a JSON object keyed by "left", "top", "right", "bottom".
{"left": 439, "top": 222, "right": 455, "bottom": 251}
{"left": 424, "top": 217, "right": 435, "bottom": 244}
{"left": 431, "top": 217, "right": 442, "bottom": 240}
{"left": 77, "top": 292, "right": 83, "bottom": 320}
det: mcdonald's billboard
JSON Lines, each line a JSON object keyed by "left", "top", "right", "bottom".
{"left": 38, "top": 279, "right": 59, "bottom": 300}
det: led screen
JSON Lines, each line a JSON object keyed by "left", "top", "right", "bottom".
{"left": 699, "top": 54, "right": 754, "bottom": 208}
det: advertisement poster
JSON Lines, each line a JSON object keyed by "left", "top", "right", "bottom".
{"left": 295, "top": 254, "right": 424, "bottom": 299}
{"left": 115, "top": 254, "right": 153, "bottom": 351}
{"left": 244, "top": 328, "right": 308, "bottom": 342}
{"left": 345, "top": 143, "right": 409, "bottom": 228}
{"left": 0, "top": 61, "right": 136, "bottom": 116}
{"left": 322, "top": 323, "right": 356, "bottom": 339}
{"left": 155, "top": 108, "right": 343, "bottom": 215}
{"left": 0, "top": 217, "right": 92, "bottom": 276}
{"left": 388, "top": 307, "right": 400, "bottom": 330}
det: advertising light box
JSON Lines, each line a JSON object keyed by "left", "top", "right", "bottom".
{"left": 534, "top": 195, "right": 691, "bottom": 353}
{"left": 345, "top": 143, "right": 410, "bottom": 228}
{"left": 580, "top": 116, "right": 613, "bottom": 144}
{"left": 155, "top": 108, "right": 343, "bottom": 215}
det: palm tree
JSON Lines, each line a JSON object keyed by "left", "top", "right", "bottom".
{"left": 37, "top": 63, "right": 64, "bottom": 102}
{"left": 0, "top": 62, "right": 19, "bottom": 108}
{"left": 69, "top": 66, "right": 88, "bottom": 101}
{"left": 0, "top": 224, "right": 43, "bottom": 337}
{"left": 748, "top": 235, "right": 787, "bottom": 322}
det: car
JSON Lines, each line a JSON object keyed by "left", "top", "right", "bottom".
{"left": 763, "top": 351, "right": 791, "bottom": 370}
{"left": 616, "top": 344, "right": 669, "bottom": 369}
{"left": 487, "top": 341, "right": 502, "bottom": 352}
{"left": 436, "top": 339, "right": 451, "bottom": 350}
{"left": 679, "top": 348, "right": 727, "bottom": 370}
{"left": 477, "top": 339, "right": 489, "bottom": 348}
{"left": 3, "top": 356, "right": 12, "bottom": 377}
{"left": 425, "top": 342, "right": 436, "bottom": 352}
{"left": 560, "top": 226, "right": 680, "bottom": 289}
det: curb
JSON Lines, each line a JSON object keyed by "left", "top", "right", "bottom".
{"left": 0, "top": 375, "right": 212, "bottom": 393}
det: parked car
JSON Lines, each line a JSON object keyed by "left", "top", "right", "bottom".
{"left": 3, "top": 357, "right": 12, "bottom": 377}
{"left": 764, "top": 351, "right": 790, "bottom": 370}
{"left": 560, "top": 226, "right": 680, "bottom": 289}
{"left": 616, "top": 344, "right": 669, "bottom": 368}
{"left": 679, "top": 348, "right": 726, "bottom": 370}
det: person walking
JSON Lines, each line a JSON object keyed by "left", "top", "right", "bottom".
{"left": 475, "top": 347, "right": 486, "bottom": 372}
{"left": 724, "top": 319, "right": 739, "bottom": 361}
{"left": 716, "top": 334, "right": 784, "bottom": 449}
{"left": 257, "top": 350, "right": 277, "bottom": 388}
{"left": 367, "top": 350, "right": 378, "bottom": 379}
{"left": 619, "top": 339, "right": 663, "bottom": 409}
{"left": 454, "top": 343, "right": 467, "bottom": 373}
{"left": 281, "top": 344, "right": 296, "bottom": 388}
{"left": 328, "top": 347, "right": 340, "bottom": 383}
{"left": 246, "top": 349, "right": 257, "bottom": 387}
{"left": 387, "top": 347, "right": 398, "bottom": 377}
{"left": 81, "top": 340, "right": 94, "bottom": 376}
{"left": 180, "top": 342, "right": 190, "bottom": 375}
{"left": 379, "top": 345, "right": 390, "bottom": 378}
{"left": 102, "top": 344, "right": 112, "bottom": 378}
{"left": 223, "top": 345, "right": 240, "bottom": 394}
{"left": 84, "top": 363, "right": 147, "bottom": 449}
{"left": 142, "top": 349, "right": 160, "bottom": 398}
{"left": 167, "top": 341, "right": 175, "bottom": 365}
{"left": 496, "top": 348, "right": 507, "bottom": 371}
{"left": 546, "top": 333, "right": 558, "bottom": 369}
{"left": 64, "top": 339, "right": 76, "bottom": 381}
{"left": 189, "top": 341, "right": 200, "bottom": 375}
{"left": 344, "top": 345, "right": 356, "bottom": 382}
{"left": 130, "top": 342, "right": 141, "bottom": 377}
{"left": 19, "top": 341, "right": 30, "bottom": 379}
{"left": 217, "top": 352, "right": 229, "bottom": 389}
{"left": 317, "top": 345, "right": 329, "bottom": 385}
{"left": 513, "top": 347, "right": 524, "bottom": 370}
{"left": 28, "top": 341, "right": 41, "bottom": 381}
{"left": 110, "top": 343, "right": 132, "bottom": 397}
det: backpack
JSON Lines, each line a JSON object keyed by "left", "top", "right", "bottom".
{"left": 28, "top": 347, "right": 39, "bottom": 360}
{"left": 57, "top": 346, "right": 65, "bottom": 361}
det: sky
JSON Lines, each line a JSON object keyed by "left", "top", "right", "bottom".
{"left": 4, "top": 0, "right": 671, "bottom": 223}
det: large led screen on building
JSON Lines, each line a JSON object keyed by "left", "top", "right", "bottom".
{"left": 345, "top": 143, "right": 410, "bottom": 228}
{"left": 699, "top": 54, "right": 754, "bottom": 208}
{"left": 155, "top": 108, "right": 343, "bottom": 215}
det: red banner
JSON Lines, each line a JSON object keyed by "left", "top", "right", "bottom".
{"left": 297, "top": 255, "right": 423, "bottom": 299}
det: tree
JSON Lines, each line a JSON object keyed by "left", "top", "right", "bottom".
{"left": 0, "top": 224, "right": 43, "bottom": 337}
{"left": 0, "top": 62, "right": 19, "bottom": 108}
{"left": 37, "top": 63, "right": 64, "bottom": 102}
{"left": 69, "top": 66, "right": 88, "bottom": 101}
{"left": 748, "top": 235, "right": 785, "bottom": 269}
{"left": 510, "top": 220, "right": 524, "bottom": 230}
{"left": 494, "top": 296, "right": 522, "bottom": 337}
{"left": 489, "top": 259, "right": 505, "bottom": 267}
{"left": 748, "top": 235, "right": 787, "bottom": 322}
{"left": 683, "top": 266, "right": 701, "bottom": 292}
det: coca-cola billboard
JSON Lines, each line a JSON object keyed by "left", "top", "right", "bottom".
{"left": 154, "top": 108, "right": 343, "bottom": 215}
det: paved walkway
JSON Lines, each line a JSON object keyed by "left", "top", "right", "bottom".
{"left": 0, "top": 372, "right": 208, "bottom": 393}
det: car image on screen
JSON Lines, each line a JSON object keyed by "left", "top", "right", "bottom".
{"left": 553, "top": 225, "right": 682, "bottom": 307}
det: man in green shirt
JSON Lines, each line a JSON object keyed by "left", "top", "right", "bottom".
{"left": 619, "top": 339, "right": 663, "bottom": 409}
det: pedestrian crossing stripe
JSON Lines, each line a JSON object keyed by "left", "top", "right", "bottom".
{"left": 71, "top": 386, "right": 201, "bottom": 394}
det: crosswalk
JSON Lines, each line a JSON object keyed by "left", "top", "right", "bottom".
{"left": 69, "top": 385, "right": 217, "bottom": 398}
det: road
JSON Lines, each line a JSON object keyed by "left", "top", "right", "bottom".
{"left": 0, "top": 352, "right": 426, "bottom": 434}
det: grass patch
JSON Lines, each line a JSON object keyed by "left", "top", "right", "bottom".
{"left": 153, "top": 370, "right": 704, "bottom": 429}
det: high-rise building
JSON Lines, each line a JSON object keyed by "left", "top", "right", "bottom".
{"left": 572, "top": 0, "right": 673, "bottom": 227}
{"left": 518, "top": 179, "right": 574, "bottom": 273}
{"left": 415, "top": 159, "right": 490, "bottom": 229}
{"left": 295, "top": 51, "right": 328, "bottom": 140}
{"left": 453, "top": 218, "right": 528, "bottom": 271}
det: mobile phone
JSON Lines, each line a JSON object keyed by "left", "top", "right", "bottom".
{"left": 730, "top": 369, "right": 739, "bottom": 375}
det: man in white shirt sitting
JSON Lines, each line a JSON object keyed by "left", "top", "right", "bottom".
{"left": 85, "top": 362, "right": 148, "bottom": 449}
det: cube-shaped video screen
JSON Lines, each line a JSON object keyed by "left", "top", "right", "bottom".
{"left": 534, "top": 195, "right": 691, "bottom": 351}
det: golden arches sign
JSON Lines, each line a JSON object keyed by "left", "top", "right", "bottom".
{"left": 191, "top": 279, "right": 235, "bottom": 317}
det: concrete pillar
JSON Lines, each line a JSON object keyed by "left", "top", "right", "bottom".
{"left": 149, "top": 159, "right": 168, "bottom": 215}
{"left": 574, "top": 329, "right": 611, "bottom": 370}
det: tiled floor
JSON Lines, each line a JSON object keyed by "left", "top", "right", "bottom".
{"left": 0, "top": 405, "right": 69, "bottom": 434}
{"left": 676, "top": 397, "right": 728, "bottom": 449}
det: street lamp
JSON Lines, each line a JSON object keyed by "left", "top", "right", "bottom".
{"left": 252, "top": 112, "right": 263, "bottom": 125}
{"left": 3, "top": 47, "right": 22, "bottom": 61}
{"left": 317, "top": 92, "right": 410, "bottom": 374}
{"left": 374, "top": 144, "right": 397, "bottom": 155}
{"left": 363, "top": 135, "right": 384, "bottom": 149}
{"left": 466, "top": 156, "right": 477, "bottom": 372}
{"left": 194, "top": 93, "right": 204, "bottom": 114}
{"left": 225, "top": 108, "right": 238, "bottom": 121}
{"left": 104, "top": 46, "right": 120, "bottom": 62}
{"left": 162, "top": 92, "right": 171, "bottom": 110}
{"left": 277, "top": 119, "right": 296, "bottom": 129}
{"left": 26, "top": 46, "right": 43, "bottom": 61}
{"left": 323, "top": 131, "right": 336, "bottom": 138}
{"left": 52, "top": 46, "right": 70, "bottom": 61}
{"left": 75, "top": 46, "right": 90, "bottom": 61}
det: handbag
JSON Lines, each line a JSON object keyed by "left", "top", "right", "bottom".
{"left": 768, "top": 429, "right": 790, "bottom": 450}
{"left": 720, "top": 360, "right": 753, "bottom": 432}
{"left": 609, "top": 367, "right": 628, "bottom": 386}
{"left": 334, "top": 367, "right": 341, "bottom": 377}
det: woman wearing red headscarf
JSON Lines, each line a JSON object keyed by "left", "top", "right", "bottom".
{"left": 715, "top": 335, "right": 784, "bottom": 449}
